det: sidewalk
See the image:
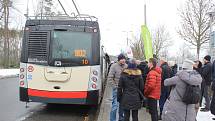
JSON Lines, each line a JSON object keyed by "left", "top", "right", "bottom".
{"left": 97, "top": 83, "right": 151, "bottom": 121}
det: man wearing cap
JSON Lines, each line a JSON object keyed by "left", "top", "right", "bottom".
{"left": 201, "top": 55, "right": 212, "bottom": 112}
{"left": 108, "top": 54, "right": 128, "bottom": 121}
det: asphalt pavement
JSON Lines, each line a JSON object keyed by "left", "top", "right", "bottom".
{"left": 0, "top": 77, "right": 98, "bottom": 121}
{"left": 0, "top": 77, "right": 42, "bottom": 121}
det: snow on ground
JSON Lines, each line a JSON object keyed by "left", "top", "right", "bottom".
{"left": 0, "top": 69, "right": 19, "bottom": 78}
{"left": 197, "top": 109, "right": 214, "bottom": 121}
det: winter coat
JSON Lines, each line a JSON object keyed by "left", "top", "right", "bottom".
{"left": 117, "top": 69, "right": 144, "bottom": 110}
{"left": 211, "top": 61, "right": 215, "bottom": 114}
{"left": 162, "top": 70, "right": 202, "bottom": 121}
{"left": 202, "top": 62, "right": 212, "bottom": 86}
{"left": 137, "top": 62, "right": 149, "bottom": 80}
{"left": 171, "top": 64, "right": 178, "bottom": 76}
{"left": 211, "top": 90, "right": 215, "bottom": 115}
{"left": 212, "top": 60, "right": 215, "bottom": 89}
{"left": 107, "top": 62, "right": 127, "bottom": 88}
{"left": 144, "top": 67, "right": 162, "bottom": 100}
{"left": 161, "top": 62, "right": 172, "bottom": 93}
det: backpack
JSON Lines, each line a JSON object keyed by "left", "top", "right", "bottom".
{"left": 176, "top": 80, "right": 201, "bottom": 104}
{"left": 182, "top": 84, "right": 201, "bottom": 104}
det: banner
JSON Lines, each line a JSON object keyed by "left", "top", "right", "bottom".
{"left": 141, "top": 25, "right": 153, "bottom": 61}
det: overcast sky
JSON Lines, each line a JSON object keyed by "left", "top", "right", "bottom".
{"left": 13, "top": 0, "right": 209, "bottom": 58}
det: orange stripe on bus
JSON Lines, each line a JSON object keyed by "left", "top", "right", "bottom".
{"left": 28, "top": 89, "right": 87, "bottom": 98}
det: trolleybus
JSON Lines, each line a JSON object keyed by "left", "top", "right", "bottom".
{"left": 19, "top": 15, "right": 106, "bottom": 105}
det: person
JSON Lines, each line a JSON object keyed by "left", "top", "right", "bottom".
{"left": 159, "top": 58, "right": 172, "bottom": 119}
{"left": 162, "top": 59, "right": 202, "bottom": 121}
{"left": 108, "top": 54, "right": 128, "bottom": 121}
{"left": 144, "top": 58, "right": 162, "bottom": 121}
{"left": 193, "top": 60, "right": 203, "bottom": 120}
{"left": 171, "top": 64, "right": 178, "bottom": 76}
{"left": 117, "top": 59, "right": 144, "bottom": 121}
{"left": 193, "top": 61, "right": 203, "bottom": 104}
{"left": 211, "top": 60, "right": 215, "bottom": 120}
{"left": 201, "top": 55, "right": 212, "bottom": 112}
{"left": 137, "top": 60, "right": 149, "bottom": 83}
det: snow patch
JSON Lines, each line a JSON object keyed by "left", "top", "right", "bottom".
{"left": 196, "top": 110, "right": 214, "bottom": 121}
{"left": 0, "top": 69, "right": 19, "bottom": 78}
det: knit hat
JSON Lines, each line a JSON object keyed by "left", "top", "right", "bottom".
{"left": 204, "top": 55, "right": 211, "bottom": 61}
{"left": 118, "top": 54, "right": 126, "bottom": 61}
{"left": 128, "top": 58, "right": 137, "bottom": 69}
{"left": 182, "top": 59, "right": 195, "bottom": 71}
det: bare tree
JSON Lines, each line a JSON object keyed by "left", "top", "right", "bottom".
{"left": 2, "top": 0, "right": 11, "bottom": 68}
{"left": 152, "top": 25, "right": 171, "bottom": 58}
{"left": 178, "top": 0, "right": 215, "bottom": 59}
{"left": 130, "top": 35, "right": 145, "bottom": 60}
{"left": 177, "top": 43, "right": 196, "bottom": 64}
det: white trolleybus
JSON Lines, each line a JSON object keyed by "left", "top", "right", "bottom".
{"left": 19, "top": 15, "right": 107, "bottom": 105}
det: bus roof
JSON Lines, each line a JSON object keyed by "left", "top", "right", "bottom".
{"left": 25, "top": 19, "right": 99, "bottom": 28}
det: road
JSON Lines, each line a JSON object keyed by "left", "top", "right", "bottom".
{"left": 0, "top": 77, "right": 98, "bottom": 121}
{"left": 0, "top": 77, "right": 42, "bottom": 121}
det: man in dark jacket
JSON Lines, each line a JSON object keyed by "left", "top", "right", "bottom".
{"left": 201, "top": 55, "right": 212, "bottom": 112}
{"left": 137, "top": 61, "right": 149, "bottom": 83}
{"left": 211, "top": 60, "right": 215, "bottom": 120}
{"left": 171, "top": 64, "right": 178, "bottom": 76}
{"left": 159, "top": 58, "right": 172, "bottom": 119}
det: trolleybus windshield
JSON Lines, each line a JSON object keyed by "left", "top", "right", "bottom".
{"left": 49, "top": 31, "right": 93, "bottom": 66}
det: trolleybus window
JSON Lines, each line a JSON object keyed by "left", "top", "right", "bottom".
{"left": 50, "top": 31, "right": 93, "bottom": 66}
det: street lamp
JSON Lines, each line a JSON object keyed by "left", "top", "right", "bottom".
{"left": 122, "top": 31, "right": 133, "bottom": 46}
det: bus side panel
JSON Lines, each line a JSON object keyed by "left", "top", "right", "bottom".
{"left": 19, "top": 63, "right": 29, "bottom": 102}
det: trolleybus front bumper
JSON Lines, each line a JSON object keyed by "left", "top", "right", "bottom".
{"left": 20, "top": 87, "right": 99, "bottom": 105}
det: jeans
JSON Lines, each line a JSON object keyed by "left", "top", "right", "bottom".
{"left": 159, "top": 89, "right": 169, "bottom": 116}
{"left": 124, "top": 110, "right": 138, "bottom": 121}
{"left": 148, "top": 98, "right": 158, "bottom": 121}
{"left": 203, "top": 85, "right": 211, "bottom": 109}
{"left": 110, "top": 88, "right": 124, "bottom": 121}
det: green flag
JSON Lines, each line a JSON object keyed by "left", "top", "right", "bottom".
{"left": 141, "top": 25, "right": 153, "bottom": 61}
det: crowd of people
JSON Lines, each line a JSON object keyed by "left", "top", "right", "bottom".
{"left": 107, "top": 54, "right": 215, "bottom": 121}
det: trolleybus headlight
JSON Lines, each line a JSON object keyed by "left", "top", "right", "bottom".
{"left": 20, "top": 74, "right": 25, "bottom": 79}
{"left": 92, "top": 77, "right": 97, "bottom": 82}
{"left": 92, "top": 70, "right": 98, "bottom": 76}
{"left": 20, "top": 81, "right": 24, "bottom": 86}
{"left": 92, "top": 84, "right": 97, "bottom": 89}
{"left": 20, "top": 68, "right": 24, "bottom": 73}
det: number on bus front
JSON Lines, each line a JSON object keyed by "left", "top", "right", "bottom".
{"left": 82, "top": 59, "right": 89, "bottom": 65}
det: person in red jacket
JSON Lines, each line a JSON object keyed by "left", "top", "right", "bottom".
{"left": 144, "top": 58, "right": 162, "bottom": 121}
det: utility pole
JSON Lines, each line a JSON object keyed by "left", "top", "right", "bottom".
{"left": 144, "top": 4, "right": 147, "bottom": 25}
